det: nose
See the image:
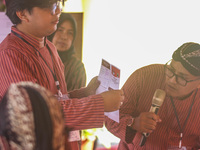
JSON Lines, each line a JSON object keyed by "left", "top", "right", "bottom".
{"left": 60, "top": 32, "right": 68, "bottom": 40}
{"left": 168, "top": 75, "right": 177, "bottom": 84}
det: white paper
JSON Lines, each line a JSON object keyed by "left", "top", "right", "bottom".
{"left": 96, "top": 59, "right": 120, "bottom": 123}
{"left": 0, "top": 12, "right": 13, "bottom": 43}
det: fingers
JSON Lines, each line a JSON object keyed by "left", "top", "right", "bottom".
{"left": 146, "top": 112, "right": 162, "bottom": 123}
{"left": 134, "top": 112, "right": 161, "bottom": 133}
{"left": 112, "top": 90, "right": 124, "bottom": 109}
{"left": 101, "top": 89, "right": 125, "bottom": 112}
{"left": 120, "top": 90, "right": 124, "bottom": 106}
{"left": 108, "top": 87, "right": 113, "bottom": 91}
{"left": 86, "top": 76, "right": 101, "bottom": 96}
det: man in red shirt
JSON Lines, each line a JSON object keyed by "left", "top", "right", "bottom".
{"left": 0, "top": 0, "right": 124, "bottom": 149}
{"left": 105, "top": 42, "right": 200, "bottom": 149}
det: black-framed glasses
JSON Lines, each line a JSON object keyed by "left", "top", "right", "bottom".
{"left": 49, "top": 0, "right": 63, "bottom": 15}
{"left": 164, "top": 60, "right": 200, "bottom": 86}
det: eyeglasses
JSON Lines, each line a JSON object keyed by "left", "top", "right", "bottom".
{"left": 164, "top": 60, "right": 200, "bottom": 86}
{"left": 49, "top": 0, "right": 63, "bottom": 15}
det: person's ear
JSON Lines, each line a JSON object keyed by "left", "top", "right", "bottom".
{"left": 16, "top": 10, "right": 29, "bottom": 22}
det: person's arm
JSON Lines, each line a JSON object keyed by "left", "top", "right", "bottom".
{"left": 0, "top": 50, "right": 124, "bottom": 131}
{"left": 60, "top": 89, "right": 124, "bottom": 130}
{"left": 105, "top": 69, "right": 141, "bottom": 143}
{"left": 59, "top": 94, "right": 104, "bottom": 130}
{"left": 105, "top": 66, "right": 163, "bottom": 144}
{"left": 68, "top": 76, "right": 100, "bottom": 98}
{"left": 105, "top": 114, "right": 137, "bottom": 144}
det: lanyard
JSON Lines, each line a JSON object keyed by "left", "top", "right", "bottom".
{"left": 11, "top": 30, "right": 63, "bottom": 97}
{"left": 170, "top": 89, "right": 197, "bottom": 148}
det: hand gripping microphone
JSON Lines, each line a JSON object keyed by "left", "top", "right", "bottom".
{"left": 139, "top": 89, "right": 166, "bottom": 146}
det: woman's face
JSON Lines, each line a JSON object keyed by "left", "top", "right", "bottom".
{"left": 52, "top": 20, "right": 74, "bottom": 51}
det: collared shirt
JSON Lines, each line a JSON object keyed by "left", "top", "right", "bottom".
{"left": 0, "top": 26, "right": 104, "bottom": 131}
{"left": 0, "top": 26, "right": 67, "bottom": 97}
{"left": 105, "top": 64, "right": 200, "bottom": 150}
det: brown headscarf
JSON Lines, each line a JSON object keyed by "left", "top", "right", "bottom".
{"left": 172, "top": 42, "right": 200, "bottom": 76}
{"left": 0, "top": 82, "right": 68, "bottom": 150}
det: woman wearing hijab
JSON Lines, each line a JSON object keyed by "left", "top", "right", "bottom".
{"left": 0, "top": 82, "right": 70, "bottom": 150}
{"left": 48, "top": 13, "right": 87, "bottom": 149}
{"left": 48, "top": 13, "right": 86, "bottom": 92}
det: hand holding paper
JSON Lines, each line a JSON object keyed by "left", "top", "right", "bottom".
{"left": 101, "top": 89, "right": 124, "bottom": 112}
{"left": 96, "top": 59, "right": 122, "bottom": 122}
{"left": 84, "top": 76, "right": 100, "bottom": 96}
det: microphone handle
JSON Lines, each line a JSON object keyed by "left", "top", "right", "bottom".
{"left": 139, "top": 134, "right": 147, "bottom": 147}
{"left": 139, "top": 107, "right": 159, "bottom": 146}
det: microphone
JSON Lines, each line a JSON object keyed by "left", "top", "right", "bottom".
{"left": 139, "top": 89, "right": 166, "bottom": 146}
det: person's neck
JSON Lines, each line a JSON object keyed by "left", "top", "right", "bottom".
{"left": 16, "top": 24, "right": 45, "bottom": 47}
{"left": 176, "top": 90, "right": 196, "bottom": 101}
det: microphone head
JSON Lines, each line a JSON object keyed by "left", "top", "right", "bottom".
{"left": 152, "top": 89, "right": 166, "bottom": 106}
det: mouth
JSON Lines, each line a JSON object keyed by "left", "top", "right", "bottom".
{"left": 57, "top": 41, "right": 67, "bottom": 47}
{"left": 52, "top": 19, "right": 59, "bottom": 24}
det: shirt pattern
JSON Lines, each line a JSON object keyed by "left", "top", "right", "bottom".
{"left": 106, "top": 64, "right": 200, "bottom": 150}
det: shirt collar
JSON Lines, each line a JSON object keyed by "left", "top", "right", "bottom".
{"left": 11, "top": 26, "right": 47, "bottom": 49}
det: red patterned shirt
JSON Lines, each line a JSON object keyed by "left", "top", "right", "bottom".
{"left": 0, "top": 26, "right": 104, "bottom": 131}
{"left": 105, "top": 64, "right": 200, "bottom": 149}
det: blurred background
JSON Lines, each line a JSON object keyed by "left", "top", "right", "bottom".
{"left": 63, "top": 0, "right": 200, "bottom": 87}
{"left": 1, "top": 0, "right": 200, "bottom": 149}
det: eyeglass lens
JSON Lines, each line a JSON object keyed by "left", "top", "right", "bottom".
{"left": 51, "top": 1, "right": 62, "bottom": 15}
{"left": 165, "top": 66, "right": 187, "bottom": 86}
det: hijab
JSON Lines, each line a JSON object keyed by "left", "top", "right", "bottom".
{"left": 48, "top": 13, "right": 77, "bottom": 63}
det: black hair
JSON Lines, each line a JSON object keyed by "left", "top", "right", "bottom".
{"left": 24, "top": 86, "right": 53, "bottom": 150}
{"left": 0, "top": 91, "right": 9, "bottom": 138}
{"left": 5, "top": 0, "right": 64, "bottom": 24}
{"left": 0, "top": 86, "right": 53, "bottom": 150}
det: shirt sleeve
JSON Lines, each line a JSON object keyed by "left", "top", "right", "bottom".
{"left": 59, "top": 94, "right": 105, "bottom": 130}
{"left": 105, "top": 69, "right": 142, "bottom": 143}
{"left": 68, "top": 86, "right": 89, "bottom": 98}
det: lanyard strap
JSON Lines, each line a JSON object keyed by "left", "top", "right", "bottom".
{"left": 12, "top": 30, "right": 62, "bottom": 97}
{"left": 170, "top": 89, "right": 197, "bottom": 133}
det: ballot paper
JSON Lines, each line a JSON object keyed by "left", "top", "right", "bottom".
{"left": 96, "top": 59, "right": 120, "bottom": 123}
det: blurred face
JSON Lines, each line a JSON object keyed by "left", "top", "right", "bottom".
{"left": 52, "top": 20, "right": 74, "bottom": 51}
{"left": 164, "top": 59, "right": 200, "bottom": 99}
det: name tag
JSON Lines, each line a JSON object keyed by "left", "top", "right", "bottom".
{"left": 68, "top": 130, "right": 81, "bottom": 142}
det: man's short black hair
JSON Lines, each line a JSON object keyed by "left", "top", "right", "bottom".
{"left": 5, "top": 0, "right": 63, "bottom": 24}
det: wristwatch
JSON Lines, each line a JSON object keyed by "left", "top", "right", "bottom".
{"left": 127, "top": 117, "right": 135, "bottom": 127}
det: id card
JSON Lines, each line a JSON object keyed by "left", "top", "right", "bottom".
{"left": 55, "top": 93, "right": 69, "bottom": 101}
